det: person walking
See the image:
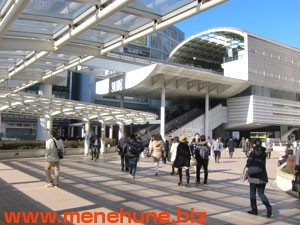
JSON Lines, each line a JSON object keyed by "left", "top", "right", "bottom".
{"left": 118, "top": 134, "right": 128, "bottom": 172}
{"left": 294, "top": 147, "right": 300, "bottom": 198}
{"left": 123, "top": 134, "right": 144, "bottom": 179}
{"left": 149, "top": 134, "right": 164, "bottom": 176}
{"left": 227, "top": 138, "right": 234, "bottom": 158}
{"left": 173, "top": 135, "right": 191, "bottom": 187}
{"left": 212, "top": 138, "right": 221, "bottom": 163}
{"left": 243, "top": 138, "right": 251, "bottom": 157}
{"left": 93, "top": 135, "right": 101, "bottom": 161}
{"left": 246, "top": 138, "right": 272, "bottom": 217}
{"left": 45, "top": 129, "right": 64, "bottom": 188}
{"left": 265, "top": 138, "right": 273, "bottom": 159}
{"left": 169, "top": 136, "right": 179, "bottom": 175}
{"left": 194, "top": 135, "right": 210, "bottom": 185}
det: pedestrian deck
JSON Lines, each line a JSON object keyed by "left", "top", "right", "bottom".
{"left": 0, "top": 150, "right": 299, "bottom": 225}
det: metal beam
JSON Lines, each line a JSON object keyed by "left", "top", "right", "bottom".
{"left": 0, "top": 0, "right": 30, "bottom": 37}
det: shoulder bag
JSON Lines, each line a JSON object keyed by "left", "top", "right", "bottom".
{"left": 53, "top": 139, "right": 64, "bottom": 159}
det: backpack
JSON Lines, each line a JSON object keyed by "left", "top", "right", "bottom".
{"left": 126, "top": 141, "right": 143, "bottom": 158}
{"left": 196, "top": 144, "right": 209, "bottom": 159}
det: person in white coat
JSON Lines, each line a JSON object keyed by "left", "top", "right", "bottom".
{"left": 170, "top": 136, "right": 179, "bottom": 175}
{"left": 45, "top": 129, "right": 64, "bottom": 188}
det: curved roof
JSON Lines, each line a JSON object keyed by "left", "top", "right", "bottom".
{"left": 168, "top": 27, "right": 246, "bottom": 71}
{"left": 0, "top": 0, "right": 228, "bottom": 125}
{"left": 0, "top": 91, "right": 157, "bottom": 124}
{"left": 97, "top": 62, "right": 249, "bottom": 99}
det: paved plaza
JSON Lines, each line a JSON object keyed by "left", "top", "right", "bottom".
{"left": 0, "top": 150, "right": 299, "bottom": 225}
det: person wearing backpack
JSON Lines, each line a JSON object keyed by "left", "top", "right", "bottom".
{"left": 123, "top": 134, "right": 144, "bottom": 179}
{"left": 45, "top": 129, "right": 64, "bottom": 188}
{"left": 194, "top": 135, "right": 209, "bottom": 185}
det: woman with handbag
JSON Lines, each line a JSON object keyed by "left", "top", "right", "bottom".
{"left": 149, "top": 134, "right": 164, "bottom": 176}
{"left": 246, "top": 138, "right": 272, "bottom": 217}
{"left": 173, "top": 135, "right": 191, "bottom": 187}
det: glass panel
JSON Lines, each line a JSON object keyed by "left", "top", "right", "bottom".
{"left": 24, "top": 0, "right": 91, "bottom": 20}
{"left": 46, "top": 53, "right": 77, "bottom": 62}
{"left": 100, "top": 11, "right": 151, "bottom": 31}
{"left": 129, "top": 0, "right": 193, "bottom": 16}
{"left": 10, "top": 19, "right": 64, "bottom": 35}
{"left": 77, "top": 30, "right": 119, "bottom": 44}
{"left": 0, "top": 0, "right": 7, "bottom": 10}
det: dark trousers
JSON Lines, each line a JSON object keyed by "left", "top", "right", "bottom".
{"left": 250, "top": 183, "right": 271, "bottom": 212}
{"left": 196, "top": 158, "right": 209, "bottom": 183}
{"left": 214, "top": 150, "right": 220, "bottom": 162}
{"left": 178, "top": 168, "right": 190, "bottom": 183}
{"left": 128, "top": 157, "right": 138, "bottom": 177}
{"left": 121, "top": 155, "right": 129, "bottom": 171}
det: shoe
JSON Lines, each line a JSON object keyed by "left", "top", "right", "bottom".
{"left": 54, "top": 185, "right": 59, "bottom": 188}
{"left": 247, "top": 210, "right": 258, "bottom": 215}
{"left": 195, "top": 181, "right": 200, "bottom": 184}
{"left": 155, "top": 172, "right": 158, "bottom": 176}
{"left": 267, "top": 206, "right": 272, "bottom": 218}
{"left": 178, "top": 182, "right": 183, "bottom": 186}
{"left": 170, "top": 172, "right": 175, "bottom": 175}
{"left": 203, "top": 181, "right": 207, "bottom": 185}
{"left": 45, "top": 182, "right": 53, "bottom": 188}
{"left": 185, "top": 183, "right": 190, "bottom": 188}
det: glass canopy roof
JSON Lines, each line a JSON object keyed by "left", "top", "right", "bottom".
{"left": 0, "top": 0, "right": 227, "bottom": 123}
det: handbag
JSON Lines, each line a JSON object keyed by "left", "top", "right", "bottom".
{"left": 190, "top": 156, "right": 197, "bottom": 167}
{"left": 247, "top": 165, "right": 262, "bottom": 175}
{"left": 292, "top": 174, "right": 300, "bottom": 192}
{"left": 53, "top": 139, "right": 64, "bottom": 159}
{"left": 189, "top": 146, "right": 197, "bottom": 167}
{"left": 240, "top": 166, "right": 248, "bottom": 182}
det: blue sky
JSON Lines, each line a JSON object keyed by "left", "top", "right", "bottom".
{"left": 175, "top": 0, "right": 300, "bottom": 49}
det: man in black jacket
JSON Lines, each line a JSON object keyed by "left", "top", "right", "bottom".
{"left": 194, "top": 135, "right": 209, "bottom": 185}
{"left": 123, "top": 134, "right": 144, "bottom": 179}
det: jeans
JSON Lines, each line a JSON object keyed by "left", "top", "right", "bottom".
{"left": 250, "top": 183, "right": 271, "bottom": 211}
{"left": 196, "top": 158, "right": 209, "bottom": 183}
{"left": 128, "top": 157, "right": 138, "bottom": 177}
{"left": 214, "top": 151, "right": 220, "bottom": 162}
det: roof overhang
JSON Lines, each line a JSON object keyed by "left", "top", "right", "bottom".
{"left": 96, "top": 63, "right": 250, "bottom": 99}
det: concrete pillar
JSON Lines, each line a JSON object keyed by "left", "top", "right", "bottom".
{"left": 120, "top": 93, "right": 124, "bottom": 108}
{"left": 118, "top": 122, "right": 124, "bottom": 141}
{"left": 205, "top": 93, "right": 210, "bottom": 138}
{"left": 160, "top": 87, "right": 166, "bottom": 141}
{"left": 84, "top": 121, "right": 90, "bottom": 156}
{"left": 37, "top": 83, "right": 52, "bottom": 140}
{"left": 0, "top": 112, "right": 2, "bottom": 140}
{"left": 70, "top": 126, "right": 74, "bottom": 138}
{"left": 100, "top": 121, "right": 106, "bottom": 154}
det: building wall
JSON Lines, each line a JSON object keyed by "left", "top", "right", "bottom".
{"left": 227, "top": 95, "right": 300, "bottom": 129}
{"left": 247, "top": 35, "right": 300, "bottom": 91}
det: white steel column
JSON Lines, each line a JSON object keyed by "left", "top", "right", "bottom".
{"left": 84, "top": 121, "right": 90, "bottom": 156}
{"left": 118, "top": 122, "right": 124, "bottom": 141}
{"left": 0, "top": 112, "right": 2, "bottom": 139}
{"left": 109, "top": 125, "right": 113, "bottom": 147}
{"left": 160, "top": 87, "right": 166, "bottom": 140}
{"left": 205, "top": 93, "right": 210, "bottom": 137}
{"left": 37, "top": 83, "right": 52, "bottom": 140}
{"left": 100, "top": 121, "right": 106, "bottom": 154}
